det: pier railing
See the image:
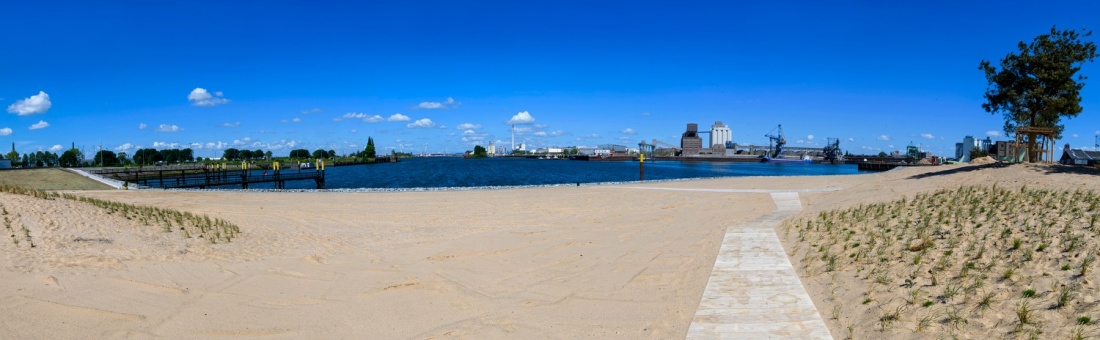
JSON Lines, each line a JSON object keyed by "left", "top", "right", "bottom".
{"left": 91, "top": 163, "right": 326, "bottom": 189}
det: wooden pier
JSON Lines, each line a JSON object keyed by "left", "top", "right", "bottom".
{"left": 91, "top": 163, "right": 326, "bottom": 189}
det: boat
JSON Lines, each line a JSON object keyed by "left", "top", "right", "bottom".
{"left": 763, "top": 155, "right": 813, "bottom": 163}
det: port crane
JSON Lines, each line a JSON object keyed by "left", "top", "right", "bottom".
{"left": 764, "top": 124, "right": 786, "bottom": 158}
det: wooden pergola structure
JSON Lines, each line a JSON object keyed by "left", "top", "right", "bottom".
{"left": 1011, "top": 126, "right": 1057, "bottom": 164}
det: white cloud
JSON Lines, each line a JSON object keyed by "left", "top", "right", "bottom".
{"left": 407, "top": 118, "right": 435, "bottom": 128}
{"left": 153, "top": 141, "right": 180, "bottom": 149}
{"left": 463, "top": 129, "right": 476, "bottom": 135}
{"left": 621, "top": 128, "right": 636, "bottom": 135}
{"left": 985, "top": 130, "right": 1002, "bottom": 137}
{"left": 415, "top": 97, "right": 459, "bottom": 109}
{"left": 457, "top": 123, "right": 481, "bottom": 130}
{"left": 534, "top": 131, "right": 548, "bottom": 137}
{"left": 188, "top": 88, "right": 229, "bottom": 107}
{"left": 508, "top": 111, "right": 535, "bottom": 125}
{"left": 49, "top": 145, "right": 63, "bottom": 152}
{"left": 847, "top": 137, "right": 856, "bottom": 142}
{"left": 1072, "top": 133, "right": 1080, "bottom": 138}
{"left": 877, "top": 134, "right": 891, "bottom": 141}
{"left": 806, "top": 134, "right": 815, "bottom": 141}
{"left": 585, "top": 133, "right": 600, "bottom": 139}
{"left": 280, "top": 119, "right": 289, "bottom": 123}
{"left": 301, "top": 108, "right": 322, "bottom": 114}
{"left": 335, "top": 112, "right": 367, "bottom": 121}
{"left": 350, "top": 129, "right": 358, "bottom": 133}
{"left": 156, "top": 124, "right": 182, "bottom": 132}
{"left": 920, "top": 133, "right": 935, "bottom": 139}
{"left": 365, "top": 115, "right": 384, "bottom": 123}
{"left": 222, "top": 122, "right": 240, "bottom": 127}
{"left": 139, "top": 123, "right": 147, "bottom": 129}
{"left": 29, "top": 120, "right": 49, "bottom": 130}
{"left": 887, "top": 145, "right": 895, "bottom": 149}
{"left": 6, "top": 91, "right": 51, "bottom": 115}
{"left": 0, "top": 127, "right": 13, "bottom": 136}
{"left": 114, "top": 143, "right": 134, "bottom": 151}
{"left": 387, "top": 113, "right": 411, "bottom": 122}
{"left": 549, "top": 130, "right": 567, "bottom": 137}
{"left": 292, "top": 117, "right": 301, "bottom": 123}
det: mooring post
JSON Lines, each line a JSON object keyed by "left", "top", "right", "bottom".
{"left": 639, "top": 154, "right": 645, "bottom": 181}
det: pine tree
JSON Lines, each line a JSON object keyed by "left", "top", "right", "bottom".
{"left": 365, "top": 137, "right": 377, "bottom": 158}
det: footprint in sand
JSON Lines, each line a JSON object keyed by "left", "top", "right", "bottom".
{"left": 41, "top": 275, "right": 62, "bottom": 289}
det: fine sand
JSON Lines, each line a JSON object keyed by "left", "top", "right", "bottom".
{"left": 1, "top": 163, "right": 1098, "bottom": 338}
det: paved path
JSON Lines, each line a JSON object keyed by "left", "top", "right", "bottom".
{"left": 686, "top": 192, "right": 832, "bottom": 339}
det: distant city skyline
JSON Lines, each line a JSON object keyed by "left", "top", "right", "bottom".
{"left": 2, "top": 1, "right": 1099, "bottom": 158}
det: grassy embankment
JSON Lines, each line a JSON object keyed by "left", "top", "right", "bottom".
{"left": 0, "top": 168, "right": 113, "bottom": 190}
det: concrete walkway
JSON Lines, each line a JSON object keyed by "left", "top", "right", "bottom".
{"left": 686, "top": 192, "right": 832, "bottom": 339}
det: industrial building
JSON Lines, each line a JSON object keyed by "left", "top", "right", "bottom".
{"left": 680, "top": 123, "right": 703, "bottom": 156}
{"left": 710, "top": 121, "right": 731, "bottom": 149}
{"left": 955, "top": 135, "right": 992, "bottom": 162}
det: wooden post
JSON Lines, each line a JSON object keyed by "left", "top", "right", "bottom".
{"left": 639, "top": 154, "right": 645, "bottom": 181}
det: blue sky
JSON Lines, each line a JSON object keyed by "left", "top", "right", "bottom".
{"left": 2, "top": 1, "right": 1099, "bottom": 158}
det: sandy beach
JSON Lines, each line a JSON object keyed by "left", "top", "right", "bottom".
{"left": 3, "top": 163, "right": 1099, "bottom": 338}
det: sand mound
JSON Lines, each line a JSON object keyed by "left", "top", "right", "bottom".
{"left": 970, "top": 155, "right": 996, "bottom": 164}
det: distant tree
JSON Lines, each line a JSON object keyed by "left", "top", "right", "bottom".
{"left": 6, "top": 149, "right": 19, "bottom": 162}
{"left": 472, "top": 145, "right": 488, "bottom": 158}
{"left": 162, "top": 149, "right": 180, "bottom": 164}
{"left": 264, "top": 151, "right": 273, "bottom": 160}
{"left": 117, "top": 151, "right": 129, "bottom": 164}
{"left": 20, "top": 154, "right": 28, "bottom": 167}
{"left": 94, "top": 150, "right": 120, "bottom": 167}
{"left": 312, "top": 149, "right": 325, "bottom": 159}
{"left": 59, "top": 148, "right": 82, "bottom": 167}
{"left": 877, "top": 151, "right": 888, "bottom": 157}
{"left": 133, "top": 147, "right": 159, "bottom": 165}
{"left": 222, "top": 148, "right": 241, "bottom": 161}
{"left": 327, "top": 149, "right": 336, "bottom": 158}
{"left": 289, "top": 149, "right": 310, "bottom": 158}
{"left": 253, "top": 149, "right": 263, "bottom": 160}
{"left": 240, "top": 149, "right": 254, "bottom": 160}
{"left": 151, "top": 150, "right": 165, "bottom": 163}
{"left": 365, "top": 137, "right": 377, "bottom": 159}
{"left": 980, "top": 26, "right": 1098, "bottom": 162}
{"left": 180, "top": 148, "right": 194, "bottom": 162}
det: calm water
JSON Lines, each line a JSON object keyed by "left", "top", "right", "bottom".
{"left": 229, "top": 157, "right": 868, "bottom": 190}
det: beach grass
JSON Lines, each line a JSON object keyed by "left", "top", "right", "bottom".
{"left": 0, "top": 184, "right": 239, "bottom": 244}
{"left": 787, "top": 185, "right": 1100, "bottom": 338}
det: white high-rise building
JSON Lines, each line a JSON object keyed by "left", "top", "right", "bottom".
{"left": 710, "top": 121, "right": 732, "bottom": 148}
{"left": 487, "top": 141, "right": 496, "bottom": 156}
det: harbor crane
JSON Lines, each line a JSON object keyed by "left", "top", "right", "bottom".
{"left": 764, "top": 124, "right": 786, "bottom": 158}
